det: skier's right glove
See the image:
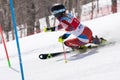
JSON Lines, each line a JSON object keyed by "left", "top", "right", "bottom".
{"left": 43, "top": 27, "right": 48, "bottom": 32}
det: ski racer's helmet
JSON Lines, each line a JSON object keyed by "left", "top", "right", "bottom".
{"left": 51, "top": 4, "right": 66, "bottom": 18}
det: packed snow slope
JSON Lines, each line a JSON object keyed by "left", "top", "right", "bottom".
{"left": 0, "top": 12, "right": 120, "bottom": 80}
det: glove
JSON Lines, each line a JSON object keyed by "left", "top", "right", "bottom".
{"left": 43, "top": 27, "right": 51, "bottom": 32}
{"left": 43, "top": 27, "right": 47, "bottom": 32}
{"left": 58, "top": 36, "right": 64, "bottom": 43}
{"left": 58, "top": 34, "right": 67, "bottom": 43}
{"left": 43, "top": 27, "right": 55, "bottom": 32}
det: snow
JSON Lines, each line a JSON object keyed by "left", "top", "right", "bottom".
{"left": 0, "top": 12, "right": 120, "bottom": 80}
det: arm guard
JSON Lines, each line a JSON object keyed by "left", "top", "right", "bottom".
{"left": 46, "top": 27, "right": 56, "bottom": 31}
{"left": 61, "top": 33, "right": 70, "bottom": 39}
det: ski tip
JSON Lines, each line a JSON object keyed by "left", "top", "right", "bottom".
{"left": 39, "top": 54, "right": 45, "bottom": 59}
{"left": 39, "top": 54, "right": 52, "bottom": 59}
{"left": 39, "top": 54, "right": 42, "bottom": 59}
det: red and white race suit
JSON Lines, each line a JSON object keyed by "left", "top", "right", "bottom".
{"left": 55, "top": 13, "right": 93, "bottom": 48}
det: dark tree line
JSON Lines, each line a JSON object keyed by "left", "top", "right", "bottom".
{"left": 0, "top": 0, "right": 118, "bottom": 41}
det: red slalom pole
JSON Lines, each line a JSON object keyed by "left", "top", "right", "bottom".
{"left": 62, "top": 42, "right": 68, "bottom": 63}
{"left": 0, "top": 25, "right": 11, "bottom": 68}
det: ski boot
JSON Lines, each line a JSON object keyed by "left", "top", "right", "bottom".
{"left": 70, "top": 45, "right": 87, "bottom": 53}
{"left": 78, "top": 45, "right": 88, "bottom": 52}
{"left": 100, "top": 37, "right": 107, "bottom": 44}
{"left": 92, "top": 35, "right": 101, "bottom": 44}
{"left": 92, "top": 35, "right": 107, "bottom": 45}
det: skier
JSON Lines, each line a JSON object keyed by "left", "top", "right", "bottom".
{"left": 44, "top": 4, "right": 106, "bottom": 49}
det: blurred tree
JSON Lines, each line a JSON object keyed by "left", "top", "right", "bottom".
{"left": 97, "top": 0, "right": 99, "bottom": 13}
{"left": 43, "top": 0, "right": 50, "bottom": 28}
{"left": 75, "top": 0, "right": 82, "bottom": 20}
{"left": 111, "top": 0, "right": 117, "bottom": 13}
{"left": 91, "top": 0, "right": 95, "bottom": 19}
{"left": 35, "top": 20, "right": 41, "bottom": 33}
{"left": 25, "top": 0, "right": 35, "bottom": 36}
{"left": 0, "top": 0, "right": 12, "bottom": 41}
{"left": 1, "top": 0, "right": 106, "bottom": 41}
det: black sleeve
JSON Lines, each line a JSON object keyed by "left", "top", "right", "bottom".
{"left": 47, "top": 27, "right": 56, "bottom": 31}
{"left": 61, "top": 33, "right": 71, "bottom": 39}
{"left": 50, "top": 27, "right": 56, "bottom": 31}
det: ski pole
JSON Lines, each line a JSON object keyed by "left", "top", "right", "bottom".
{"left": 62, "top": 42, "right": 68, "bottom": 63}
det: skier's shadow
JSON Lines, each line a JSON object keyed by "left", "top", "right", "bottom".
{"left": 57, "top": 41, "right": 116, "bottom": 62}
{"left": 56, "top": 49, "right": 98, "bottom": 62}
{"left": 68, "top": 41, "right": 116, "bottom": 61}
{"left": 68, "top": 49, "right": 98, "bottom": 61}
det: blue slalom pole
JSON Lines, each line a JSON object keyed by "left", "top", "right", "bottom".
{"left": 9, "top": 0, "right": 25, "bottom": 80}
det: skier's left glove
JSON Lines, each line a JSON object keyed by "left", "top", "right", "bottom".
{"left": 58, "top": 34, "right": 67, "bottom": 43}
{"left": 58, "top": 36, "right": 64, "bottom": 43}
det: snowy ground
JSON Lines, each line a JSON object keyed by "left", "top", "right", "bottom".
{"left": 0, "top": 12, "right": 120, "bottom": 80}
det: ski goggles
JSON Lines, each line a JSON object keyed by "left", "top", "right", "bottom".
{"left": 51, "top": 9, "right": 66, "bottom": 15}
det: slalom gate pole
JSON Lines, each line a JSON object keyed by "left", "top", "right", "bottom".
{"left": 62, "top": 42, "right": 68, "bottom": 63}
{"left": 9, "top": 0, "right": 25, "bottom": 80}
{"left": 0, "top": 25, "right": 11, "bottom": 68}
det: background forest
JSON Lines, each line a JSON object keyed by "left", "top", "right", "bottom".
{"left": 0, "top": 0, "right": 118, "bottom": 41}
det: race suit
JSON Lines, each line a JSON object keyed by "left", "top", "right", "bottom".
{"left": 55, "top": 13, "right": 93, "bottom": 48}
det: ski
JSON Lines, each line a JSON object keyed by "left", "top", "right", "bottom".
{"left": 39, "top": 39, "right": 110, "bottom": 60}
{"left": 39, "top": 44, "right": 101, "bottom": 60}
{"left": 39, "top": 50, "right": 71, "bottom": 59}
